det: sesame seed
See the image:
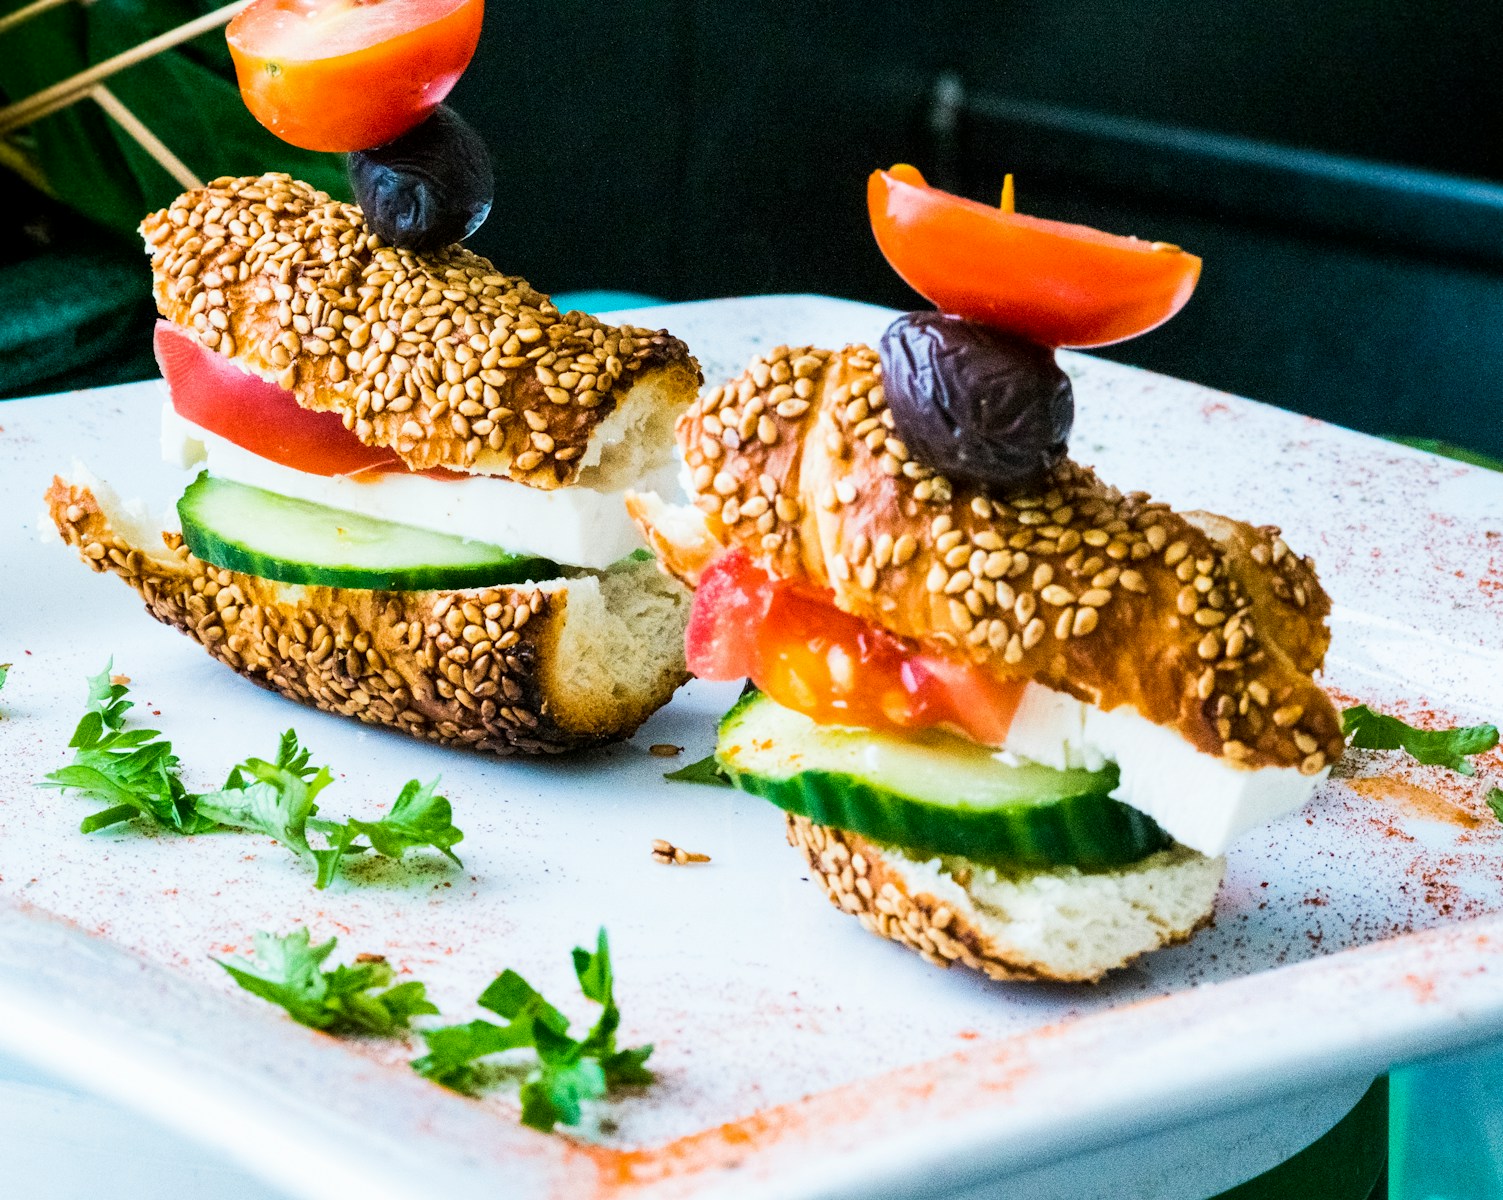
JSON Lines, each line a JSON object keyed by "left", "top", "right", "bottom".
{"left": 1272, "top": 703, "right": 1305, "bottom": 727}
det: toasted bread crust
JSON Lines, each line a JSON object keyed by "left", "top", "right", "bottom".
{"left": 48, "top": 479, "right": 689, "bottom": 754}
{"left": 140, "top": 173, "right": 700, "bottom": 487}
{"left": 668, "top": 343, "right": 1343, "bottom": 773}
{"left": 786, "top": 815, "right": 1221, "bottom": 984}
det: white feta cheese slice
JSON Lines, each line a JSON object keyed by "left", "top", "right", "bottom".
{"left": 1003, "top": 684, "right": 1325, "bottom": 856}
{"left": 162, "top": 404, "right": 675, "bottom": 570}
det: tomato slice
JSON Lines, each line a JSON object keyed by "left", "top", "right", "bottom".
{"left": 687, "top": 551, "right": 1024, "bottom": 747}
{"left": 869, "top": 164, "right": 1201, "bottom": 348}
{"left": 226, "top": 0, "right": 484, "bottom": 152}
{"left": 155, "top": 322, "right": 422, "bottom": 477}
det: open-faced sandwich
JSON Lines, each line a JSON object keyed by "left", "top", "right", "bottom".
{"left": 47, "top": 171, "right": 701, "bottom": 753}
{"left": 631, "top": 167, "right": 1345, "bottom": 981}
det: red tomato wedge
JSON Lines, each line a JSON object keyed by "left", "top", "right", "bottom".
{"left": 869, "top": 164, "right": 1201, "bottom": 348}
{"left": 687, "top": 551, "right": 1024, "bottom": 747}
{"left": 155, "top": 322, "right": 418, "bottom": 477}
{"left": 226, "top": 0, "right": 483, "bottom": 152}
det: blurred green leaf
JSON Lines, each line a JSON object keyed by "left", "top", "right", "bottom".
{"left": 0, "top": 0, "right": 347, "bottom": 235}
{"left": 1385, "top": 436, "right": 1503, "bottom": 474}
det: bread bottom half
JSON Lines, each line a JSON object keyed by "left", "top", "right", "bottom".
{"left": 47, "top": 475, "right": 691, "bottom": 755}
{"left": 786, "top": 814, "right": 1224, "bottom": 983}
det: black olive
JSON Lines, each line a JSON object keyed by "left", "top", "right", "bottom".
{"left": 879, "top": 311, "right": 1073, "bottom": 493}
{"left": 348, "top": 105, "right": 493, "bottom": 252}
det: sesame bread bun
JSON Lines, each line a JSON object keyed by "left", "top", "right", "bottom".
{"left": 48, "top": 475, "right": 691, "bottom": 755}
{"left": 786, "top": 814, "right": 1224, "bottom": 983}
{"left": 141, "top": 173, "right": 701, "bottom": 488}
{"left": 631, "top": 342, "right": 1344, "bottom": 776}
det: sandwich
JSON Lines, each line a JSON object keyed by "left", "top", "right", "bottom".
{"left": 47, "top": 172, "right": 701, "bottom": 754}
{"left": 629, "top": 167, "right": 1344, "bottom": 981}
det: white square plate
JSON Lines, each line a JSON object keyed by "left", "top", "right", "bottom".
{"left": 1, "top": 295, "right": 1501, "bottom": 1200}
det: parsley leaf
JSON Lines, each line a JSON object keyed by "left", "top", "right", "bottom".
{"left": 664, "top": 753, "right": 731, "bottom": 787}
{"left": 46, "top": 670, "right": 466, "bottom": 888}
{"left": 346, "top": 777, "right": 465, "bottom": 866}
{"left": 1487, "top": 789, "right": 1503, "bottom": 824}
{"left": 1342, "top": 705, "right": 1500, "bottom": 775}
{"left": 195, "top": 728, "right": 335, "bottom": 870}
{"left": 412, "top": 928, "right": 654, "bottom": 1130}
{"left": 41, "top": 662, "right": 218, "bottom": 834}
{"left": 198, "top": 731, "right": 463, "bottom": 888}
{"left": 217, "top": 928, "right": 437, "bottom": 1036}
{"left": 0, "top": 662, "right": 9, "bottom": 692}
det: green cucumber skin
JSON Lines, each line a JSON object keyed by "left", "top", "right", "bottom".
{"left": 717, "top": 691, "right": 1170, "bottom": 871}
{"left": 178, "top": 473, "right": 560, "bottom": 592}
{"left": 725, "top": 766, "right": 1168, "bottom": 870}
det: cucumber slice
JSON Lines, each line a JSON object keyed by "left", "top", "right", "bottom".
{"left": 717, "top": 691, "right": 1170, "bottom": 870}
{"left": 178, "top": 473, "right": 559, "bottom": 591}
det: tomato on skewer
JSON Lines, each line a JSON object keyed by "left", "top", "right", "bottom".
{"left": 227, "top": 0, "right": 484, "bottom": 152}
{"left": 869, "top": 164, "right": 1201, "bottom": 348}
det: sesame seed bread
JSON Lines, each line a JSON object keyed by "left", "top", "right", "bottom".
{"left": 47, "top": 476, "right": 692, "bottom": 755}
{"left": 140, "top": 173, "right": 701, "bottom": 488}
{"left": 632, "top": 342, "right": 1344, "bottom": 775}
{"left": 786, "top": 814, "right": 1224, "bottom": 983}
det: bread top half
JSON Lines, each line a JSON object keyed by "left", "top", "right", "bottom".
{"left": 666, "top": 341, "right": 1345, "bottom": 775}
{"left": 141, "top": 173, "right": 700, "bottom": 489}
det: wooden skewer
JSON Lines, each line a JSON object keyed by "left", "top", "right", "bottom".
{"left": 92, "top": 84, "right": 201, "bottom": 190}
{"left": 0, "top": 0, "right": 82, "bottom": 40}
{"left": 0, "top": 0, "right": 250, "bottom": 135}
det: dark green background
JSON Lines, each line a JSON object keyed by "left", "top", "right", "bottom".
{"left": 5, "top": 0, "right": 1503, "bottom": 458}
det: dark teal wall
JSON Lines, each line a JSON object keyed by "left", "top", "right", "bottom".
{"left": 450, "top": 0, "right": 1503, "bottom": 453}
{"left": 10, "top": 0, "right": 1502, "bottom": 456}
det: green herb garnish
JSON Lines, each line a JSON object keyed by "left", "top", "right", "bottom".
{"left": 199, "top": 729, "right": 464, "bottom": 889}
{"left": 196, "top": 729, "right": 342, "bottom": 883}
{"left": 45, "top": 666, "right": 464, "bottom": 887}
{"left": 217, "top": 928, "right": 437, "bottom": 1036}
{"left": 340, "top": 777, "right": 466, "bottom": 867}
{"left": 1486, "top": 789, "right": 1503, "bottom": 824}
{"left": 413, "top": 928, "right": 653, "bottom": 1131}
{"left": 1341, "top": 705, "right": 1499, "bottom": 775}
{"left": 664, "top": 753, "right": 731, "bottom": 787}
{"left": 42, "top": 661, "right": 218, "bottom": 834}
